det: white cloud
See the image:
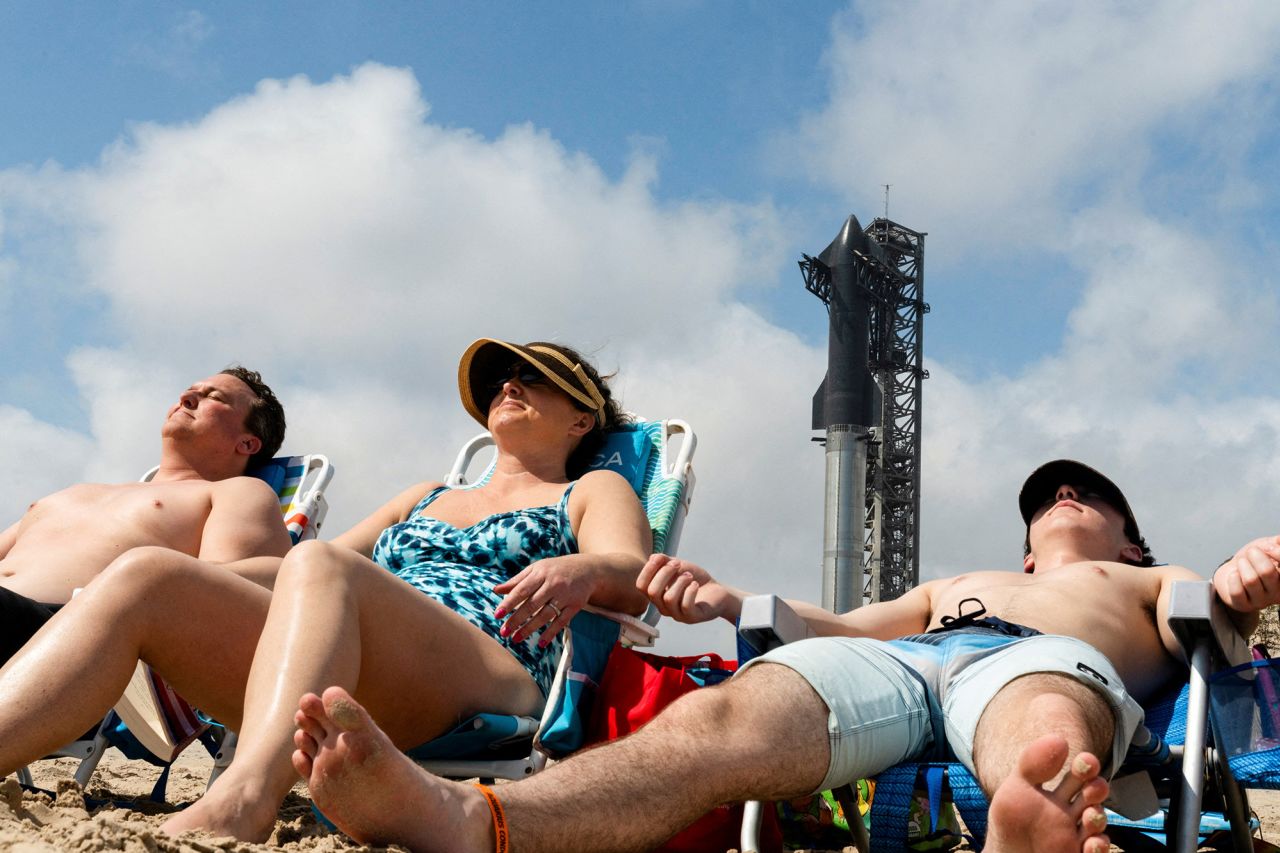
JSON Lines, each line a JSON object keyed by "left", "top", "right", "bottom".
{"left": 3, "top": 37, "right": 1280, "bottom": 663}
{"left": 772, "top": 1, "right": 1280, "bottom": 600}
{"left": 0, "top": 408, "right": 94, "bottom": 520}
{"left": 0, "top": 64, "right": 805, "bottom": 655}
{"left": 791, "top": 1, "right": 1280, "bottom": 252}
{"left": 70, "top": 65, "right": 783, "bottom": 390}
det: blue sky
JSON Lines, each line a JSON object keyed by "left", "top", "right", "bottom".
{"left": 2, "top": 1, "right": 848, "bottom": 424}
{"left": 3, "top": 2, "right": 1280, "bottom": 653}
{"left": 0, "top": 0, "right": 1099, "bottom": 420}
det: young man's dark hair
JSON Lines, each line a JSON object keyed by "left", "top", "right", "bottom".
{"left": 220, "top": 366, "right": 286, "bottom": 468}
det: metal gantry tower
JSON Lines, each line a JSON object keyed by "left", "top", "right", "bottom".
{"left": 863, "top": 217, "right": 928, "bottom": 603}
{"left": 803, "top": 215, "right": 928, "bottom": 607}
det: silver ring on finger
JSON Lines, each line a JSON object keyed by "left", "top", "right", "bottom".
{"left": 547, "top": 600, "right": 563, "bottom": 619}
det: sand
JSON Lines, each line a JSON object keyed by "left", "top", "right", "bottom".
{"left": 5, "top": 748, "right": 1280, "bottom": 852}
{"left": 2, "top": 749, "right": 382, "bottom": 853}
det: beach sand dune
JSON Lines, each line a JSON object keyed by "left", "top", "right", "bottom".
{"left": 5, "top": 749, "right": 1280, "bottom": 852}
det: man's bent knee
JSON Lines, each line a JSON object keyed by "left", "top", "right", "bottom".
{"left": 979, "top": 674, "right": 1117, "bottom": 769}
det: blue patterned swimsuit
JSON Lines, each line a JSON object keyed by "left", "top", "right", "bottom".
{"left": 370, "top": 484, "right": 577, "bottom": 697}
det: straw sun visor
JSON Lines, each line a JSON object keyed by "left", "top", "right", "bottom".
{"left": 458, "top": 338, "right": 606, "bottom": 428}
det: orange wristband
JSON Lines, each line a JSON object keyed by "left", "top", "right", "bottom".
{"left": 474, "top": 782, "right": 510, "bottom": 853}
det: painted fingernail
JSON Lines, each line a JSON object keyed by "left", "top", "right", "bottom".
{"left": 494, "top": 607, "right": 506, "bottom": 618}
{"left": 499, "top": 625, "right": 510, "bottom": 638}
{"left": 538, "top": 638, "right": 549, "bottom": 648}
{"left": 512, "top": 632, "right": 523, "bottom": 643}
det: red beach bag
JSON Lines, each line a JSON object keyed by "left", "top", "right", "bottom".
{"left": 584, "top": 647, "right": 782, "bottom": 853}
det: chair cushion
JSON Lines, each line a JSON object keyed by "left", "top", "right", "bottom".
{"left": 586, "top": 426, "right": 652, "bottom": 493}
{"left": 247, "top": 459, "right": 288, "bottom": 494}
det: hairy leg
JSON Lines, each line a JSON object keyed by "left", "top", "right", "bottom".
{"left": 162, "top": 540, "right": 545, "bottom": 842}
{"left": 974, "top": 674, "right": 1115, "bottom": 853}
{"left": 0, "top": 547, "right": 270, "bottom": 777}
{"left": 295, "top": 663, "right": 832, "bottom": 853}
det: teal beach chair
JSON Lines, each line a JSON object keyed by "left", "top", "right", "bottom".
{"left": 410, "top": 418, "right": 697, "bottom": 781}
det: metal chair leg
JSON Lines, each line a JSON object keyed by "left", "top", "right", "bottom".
{"left": 740, "top": 800, "right": 764, "bottom": 853}
{"left": 832, "top": 784, "right": 869, "bottom": 853}
{"left": 1213, "top": 749, "right": 1253, "bottom": 853}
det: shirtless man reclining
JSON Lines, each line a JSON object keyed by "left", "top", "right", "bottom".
{"left": 291, "top": 458, "right": 1280, "bottom": 853}
{"left": 0, "top": 367, "right": 292, "bottom": 666}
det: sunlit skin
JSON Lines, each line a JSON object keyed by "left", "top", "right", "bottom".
{"left": 148, "top": 368, "right": 650, "bottom": 842}
{"left": 0, "top": 364, "right": 650, "bottom": 844}
{"left": 287, "top": 479, "right": 1280, "bottom": 853}
{"left": 0, "top": 373, "right": 289, "bottom": 604}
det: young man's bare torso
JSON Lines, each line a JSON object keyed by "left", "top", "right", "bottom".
{"left": 0, "top": 369, "right": 291, "bottom": 614}
{"left": 919, "top": 560, "right": 1190, "bottom": 701}
{"left": 0, "top": 475, "right": 285, "bottom": 603}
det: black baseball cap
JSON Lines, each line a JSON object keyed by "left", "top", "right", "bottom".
{"left": 1019, "top": 459, "right": 1143, "bottom": 545}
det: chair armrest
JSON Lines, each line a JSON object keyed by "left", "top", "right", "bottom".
{"left": 737, "top": 594, "right": 813, "bottom": 656}
{"left": 1167, "top": 580, "right": 1250, "bottom": 668}
{"left": 580, "top": 603, "right": 660, "bottom": 648}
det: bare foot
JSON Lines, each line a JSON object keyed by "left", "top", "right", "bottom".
{"left": 984, "top": 734, "right": 1110, "bottom": 853}
{"left": 293, "top": 686, "right": 492, "bottom": 853}
{"left": 158, "top": 778, "right": 279, "bottom": 842}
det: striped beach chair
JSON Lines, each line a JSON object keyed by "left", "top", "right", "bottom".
{"left": 16, "top": 454, "right": 334, "bottom": 796}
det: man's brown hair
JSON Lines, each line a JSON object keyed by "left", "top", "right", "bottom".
{"left": 220, "top": 366, "right": 286, "bottom": 468}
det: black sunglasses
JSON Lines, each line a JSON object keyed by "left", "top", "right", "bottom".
{"left": 482, "top": 362, "right": 549, "bottom": 400}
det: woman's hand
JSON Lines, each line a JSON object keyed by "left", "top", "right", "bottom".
{"left": 637, "top": 554, "right": 743, "bottom": 625}
{"left": 494, "top": 556, "right": 597, "bottom": 647}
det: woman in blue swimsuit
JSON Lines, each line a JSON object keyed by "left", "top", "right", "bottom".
{"left": 177, "top": 338, "right": 652, "bottom": 840}
{"left": 0, "top": 338, "right": 651, "bottom": 844}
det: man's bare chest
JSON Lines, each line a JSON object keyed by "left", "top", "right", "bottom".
{"left": 23, "top": 482, "right": 213, "bottom": 542}
{"left": 929, "top": 565, "right": 1158, "bottom": 634}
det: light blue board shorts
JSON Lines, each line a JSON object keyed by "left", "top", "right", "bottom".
{"left": 738, "top": 629, "right": 1144, "bottom": 793}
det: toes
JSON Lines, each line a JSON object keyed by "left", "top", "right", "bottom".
{"left": 291, "top": 748, "right": 314, "bottom": 780}
{"left": 1078, "top": 804, "right": 1107, "bottom": 837}
{"left": 295, "top": 707, "right": 330, "bottom": 744}
{"left": 1017, "top": 734, "right": 1071, "bottom": 786}
{"left": 321, "top": 686, "right": 372, "bottom": 733}
{"left": 295, "top": 691, "right": 325, "bottom": 717}
{"left": 1052, "top": 750, "right": 1102, "bottom": 801}
{"left": 294, "top": 726, "right": 319, "bottom": 755}
{"left": 1076, "top": 776, "right": 1109, "bottom": 808}
{"left": 1083, "top": 833, "right": 1111, "bottom": 853}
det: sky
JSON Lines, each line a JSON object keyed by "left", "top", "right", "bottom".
{"left": 3, "top": 1, "right": 1280, "bottom": 655}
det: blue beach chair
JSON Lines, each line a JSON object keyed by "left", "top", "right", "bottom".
{"left": 410, "top": 418, "right": 697, "bottom": 781}
{"left": 14, "top": 454, "right": 334, "bottom": 796}
{"left": 735, "top": 581, "right": 1254, "bottom": 853}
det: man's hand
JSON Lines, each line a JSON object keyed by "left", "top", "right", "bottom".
{"left": 1215, "top": 535, "right": 1280, "bottom": 613}
{"left": 637, "top": 554, "right": 744, "bottom": 625}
